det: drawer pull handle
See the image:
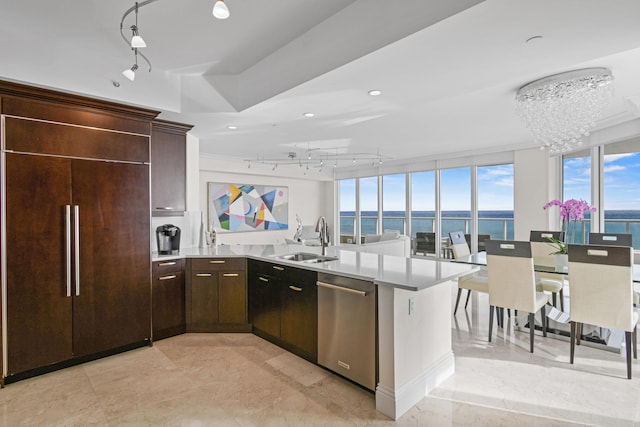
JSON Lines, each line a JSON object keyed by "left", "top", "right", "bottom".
{"left": 196, "top": 273, "right": 213, "bottom": 277}
{"left": 258, "top": 277, "right": 269, "bottom": 282}
{"left": 223, "top": 273, "right": 239, "bottom": 277}
{"left": 272, "top": 266, "right": 285, "bottom": 271}
{"left": 155, "top": 207, "right": 174, "bottom": 210}
{"left": 158, "top": 275, "right": 177, "bottom": 280}
{"left": 209, "top": 260, "right": 226, "bottom": 264}
{"left": 158, "top": 261, "right": 177, "bottom": 266}
{"left": 289, "top": 285, "right": 302, "bottom": 292}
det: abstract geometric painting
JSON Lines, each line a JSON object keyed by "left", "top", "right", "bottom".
{"left": 208, "top": 182, "right": 288, "bottom": 232}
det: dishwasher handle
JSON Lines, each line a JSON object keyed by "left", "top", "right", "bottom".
{"left": 317, "top": 281, "right": 367, "bottom": 297}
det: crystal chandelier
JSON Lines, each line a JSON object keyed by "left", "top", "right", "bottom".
{"left": 515, "top": 68, "right": 614, "bottom": 154}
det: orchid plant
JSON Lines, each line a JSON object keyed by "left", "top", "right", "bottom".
{"left": 543, "top": 199, "right": 597, "bottom": 254}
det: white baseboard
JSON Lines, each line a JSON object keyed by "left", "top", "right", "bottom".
{"left": 375, "top": 351, "right": 455, "bottom": 420}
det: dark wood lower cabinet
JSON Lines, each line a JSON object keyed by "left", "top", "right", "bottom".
{"left": 186, "top": 258, "right": 249, "bottom": 332}
{"left": 152, "top": 260, "right": 186, "bottom": 341}
{"left": 281, "top": 268, "right": 318, "bottom": 362}
{"left": 248, "top": 260, "right": 318, "bottom": 362}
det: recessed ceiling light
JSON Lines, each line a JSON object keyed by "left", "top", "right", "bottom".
{"left": 368, "top": 89, "right": 382, "bottom": 96}
{"left": 227, "top": 125, "right": 238, "bottom": 130}
{"left": 303, "top": 112, "right": 315, "bottom": 118}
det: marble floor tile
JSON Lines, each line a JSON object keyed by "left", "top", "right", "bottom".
{"left": 0, "top": 283, "right": 638, "bottom": 425}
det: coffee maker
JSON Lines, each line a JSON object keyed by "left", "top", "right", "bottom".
{"left": 156, "top": 224, "right": 181, "bottom": 255}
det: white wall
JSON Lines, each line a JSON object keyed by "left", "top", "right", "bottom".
{"left": 199, "top": 155, "right": 334, "bottom": 246}
{"left": 513, "top": 147, "right": 561, "bottom": 240}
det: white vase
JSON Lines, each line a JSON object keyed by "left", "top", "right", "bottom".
{"left": 555, "top": 253, "right": 568, "bottom": 271}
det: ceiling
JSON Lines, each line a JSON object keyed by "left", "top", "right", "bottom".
{"left": 3, "top": 0, "right": 640, "bottom": 174}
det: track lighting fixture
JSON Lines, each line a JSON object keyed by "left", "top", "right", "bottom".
{"left": 130, "top": 3, "right": 146, "bottom": 48}
{"left": 243, "top": 149, "right": 389, "bottom": 172}
{"left": 213, "top": 0, "right": 230, "bottom": 19}
{"left": 122, "top": 49, "right": 139, "bottom": 81}
{"left": 119, "top": 0, "right": 233, "bottom": 83}
{"left": 130, "top": 26, "right": 146, "bottom": 48}
{"left": 122, "top": 63, "right": 138, "bottom": 81}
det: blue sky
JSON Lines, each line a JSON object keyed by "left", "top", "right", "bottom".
{"left": 564, "top": 152, "right": 640, "bottom": 210}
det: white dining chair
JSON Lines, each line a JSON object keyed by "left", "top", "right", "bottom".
{"left": 449, "top": 231, "right": 489, "bottom": 315}
{"left": 568, "top": 244, "right": 639, "bottom": 379}
{"left": 529, "top": 230, "right": 566, "bottom": 312}
{"left": 485, "top": 240, "right": 548, "bottom": 353}
{"left": 588, "top": 233, "right": 638, "bottom": 306}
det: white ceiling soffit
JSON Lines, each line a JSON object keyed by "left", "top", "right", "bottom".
{"left": 200, "top": 0, "right": 485, "bottom": 112}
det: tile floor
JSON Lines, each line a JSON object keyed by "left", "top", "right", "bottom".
{"left": 0, "top": 284, "right": 638, "bottom": 426}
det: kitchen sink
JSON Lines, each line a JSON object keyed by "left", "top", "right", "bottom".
{"left": 273, "top": 252, "right": 338, "bottom": 263}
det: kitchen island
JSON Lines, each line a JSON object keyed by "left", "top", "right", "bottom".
{"left": 154, "top": 244, "right": 478, "bottom": 420}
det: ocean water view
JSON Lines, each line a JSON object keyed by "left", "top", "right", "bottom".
{"left": 339, "top": 210, "right": 640, "bottom": 247}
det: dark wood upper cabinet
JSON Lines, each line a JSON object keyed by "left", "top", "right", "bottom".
{"left": 151, "top": 119, "right": 193, "bottom": 216}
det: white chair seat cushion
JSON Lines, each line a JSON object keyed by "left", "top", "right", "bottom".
{"left": 536, "top": 277, "right": 563, "bottom": 293}
{"left": 458, "top": 273, "right": 488, "bottom": 292}
{"left": 534, "top": 291, "right": 548, "bottom": 312}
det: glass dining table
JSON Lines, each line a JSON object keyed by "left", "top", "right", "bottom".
{"left": 451, "top": 251, "right": 640, "bottom": 352}
{"left": 453, "top": 251, "right": 640, "bottom": 282}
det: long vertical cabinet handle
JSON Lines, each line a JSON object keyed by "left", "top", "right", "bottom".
{"left": 74, "top": 205, "right": 80, "bottom": 296}
{"left": 65, "top": 205, "right": 72, "bottom": 297}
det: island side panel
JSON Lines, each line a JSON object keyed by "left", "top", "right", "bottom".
{"left": 376, "top": 280, "right": 454, "bottom": 420}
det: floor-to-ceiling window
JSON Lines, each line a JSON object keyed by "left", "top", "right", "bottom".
{"left": 563, "top": 149, "right": 592, "bottom": 244}
{"left": 603, "top": 139, "right": 640, "bottom": 248}
{"left": 338, "top": 160, "right": 514, "bottom": 256}
{"left": 382, "top": 174, "right": 406, "bottom": 233}
{"left": 338, "top": 179, "right": 356, "bottom": 244}
{"left": 440, "top": 167, "right": 471, "bottom": 239}
{"left": 410, "top": 171, "right": 435, "bottom": 237}
{"left": 477, "top": 164, "right": 514, "bottom": 240}
{"left": 360, "top": 176, "right": 378, "bottom": 237}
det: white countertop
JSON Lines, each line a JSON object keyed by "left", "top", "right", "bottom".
{"left": 153, "top": 244, "right": 478, "bottom": 292}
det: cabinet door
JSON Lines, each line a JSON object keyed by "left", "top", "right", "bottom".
{"left": 151, "top": 123, "right": 187, "bottom": 216}
{"left": 152, "top": 270, "right": 185, "bottom": 340}
{"left": 71, "top": 159, "right": 151, "bottom": 357}
{"left": 218, "top": 271, "right": 247, "bottom": 324}
{"left": 249, "top": 273, "right": 281, "bottom": 338}
{"left": 5, "top": 153, "right": 73, "bottom": 375}
{"left": 190, "top": 272, "right": 219, "bottom": 328}
{"left": 281, "top": 269, "right": 318, "bottom": 361}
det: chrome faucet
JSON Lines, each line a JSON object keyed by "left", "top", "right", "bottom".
{"left": 316, "top": 216, "right": 329, "bottom": 255}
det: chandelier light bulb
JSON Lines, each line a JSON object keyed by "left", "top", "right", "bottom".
{"left": 213, "top": 0, "right": 230, "bottom": 19}
{"left": 122, "top": 64, "right": 138, "bottom": 81}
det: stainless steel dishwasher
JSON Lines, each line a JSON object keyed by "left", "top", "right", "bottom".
{"left": 317, "top": 272, "right": 376, "bottom": 391}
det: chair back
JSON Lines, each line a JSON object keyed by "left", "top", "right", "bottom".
{"left": 485, "top": 240, "right": 537, "bottom": 312}
{"left": 449, "top": 231, "right": 470, "bottom": 259}
{"left": 588, "top": 232, "right": 632, "bottom": 247}
{"left": 530, "top": 230, "right": 564, "bottom": 267}
{"left": 568, "top": 244, "right": 634, "bottom": 331}
{"left": 477, "top": 234, "right": 491, "bottom": 251}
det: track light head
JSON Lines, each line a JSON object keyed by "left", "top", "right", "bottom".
{"left": 122, "top": 63, "right": 138, "bottom": 81}
{"left": 130, "top": 26, "right": 146, "bottom": 48}
{"left": 213, "top": 0, "right": 230, "bottom": 19}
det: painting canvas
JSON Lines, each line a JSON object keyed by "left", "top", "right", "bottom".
{"left": 208, "top": 182, "right": 288, "bottom": 232}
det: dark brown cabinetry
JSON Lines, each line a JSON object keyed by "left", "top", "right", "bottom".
{"left": 152, "top": 259, "right": 186, "bottom": 341}
{"left": 186, "top": 258, "right": 250, "bottom": 332}
{"left": 248, "top": 260, "right": 318, "bottom": 362}
{"left": 1, "top": 81, "right": 157, "bottom": 380}
{"left": 151, "top": 119, "right": 193, "bottom": 216}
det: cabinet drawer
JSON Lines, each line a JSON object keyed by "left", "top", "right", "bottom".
{"left": 153, "top": 259, "right": 184, "bottom": 276}
{"left": 250, "top": 259, "right": 289, "bottom": 278}
{"left": 191, "top": 257, "right": 245, "bottom": 271}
